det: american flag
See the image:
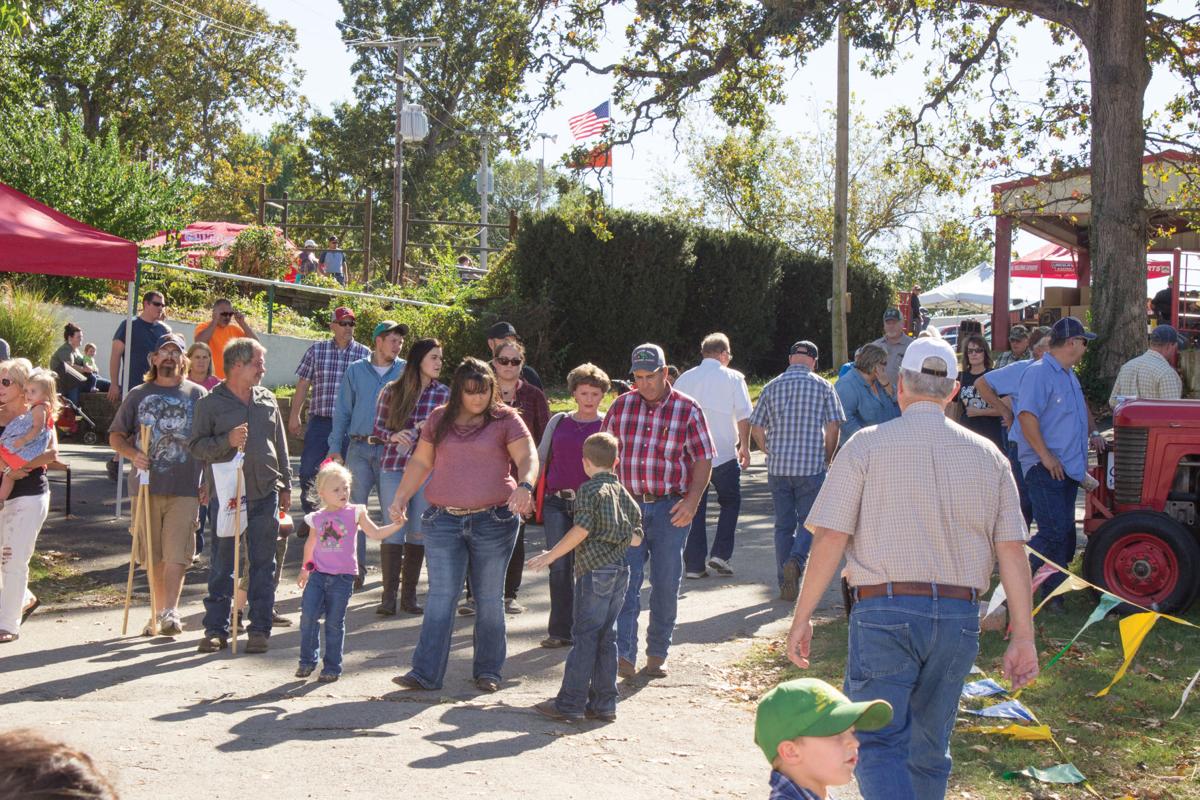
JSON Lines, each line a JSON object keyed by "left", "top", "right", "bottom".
{"left": 568, "top": 100, "right": 610, "bottom": 140}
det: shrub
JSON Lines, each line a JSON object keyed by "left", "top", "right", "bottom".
{"left": 0, "top": 285, "right": 63, "bottom": 367}
{"left": 224, "top": 225, "right": 294, "bottom": 281}
{"left": 341, "top": 297, "right": 479, "bottom": 375}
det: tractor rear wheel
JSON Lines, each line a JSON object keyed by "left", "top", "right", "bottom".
{"left": 1083, "top": 511, "right": 1200, "bottom": 614}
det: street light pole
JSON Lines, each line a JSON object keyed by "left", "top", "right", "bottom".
{"left": 536, "top": 132, "right": 556, "bottom": 212}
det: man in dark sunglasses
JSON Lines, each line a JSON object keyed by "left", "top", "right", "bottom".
{"left": 194, "top": 299, "right": 259, "bottom": 381}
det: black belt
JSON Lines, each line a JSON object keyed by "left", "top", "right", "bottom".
{"left": 350, "top": 434, "right": 386, "bottom": 445}
{"left": 853, "top": 582, "right": 978, "bottom": 602}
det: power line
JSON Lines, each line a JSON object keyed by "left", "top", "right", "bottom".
{"left": 152, "top": 0, "right": 296, "bottom": 48}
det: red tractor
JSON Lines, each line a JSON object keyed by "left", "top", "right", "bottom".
{"left": 1084, "top": 399, "right": 1200, "bottom": 614}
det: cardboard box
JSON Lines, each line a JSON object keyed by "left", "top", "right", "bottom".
{"left": 1039, "top": 306, "right": 1065, "bottom": 326}
{"left": 1079, "top": 286, "right": 1092, "bottom": 306}
{"left": 1067, "top": 305, "right": 1089, "bottom": 321}
{"left": 1044, "top": 287, "right": 1080, "bottom": 306}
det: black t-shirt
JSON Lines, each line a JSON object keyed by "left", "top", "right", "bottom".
{"left": 0, "top": 422, "right": 47, "bottom": 498}
{"left": 957, "top": 369, "right": 1006, "bottom": 452}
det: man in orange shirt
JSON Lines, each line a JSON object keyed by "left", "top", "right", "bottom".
{"left": 194, "top": 298, "right": 260, "bottom": 380}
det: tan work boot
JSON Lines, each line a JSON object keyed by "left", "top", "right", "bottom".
{"left": 644, "top": 655, "right": 668, "bottom": 678}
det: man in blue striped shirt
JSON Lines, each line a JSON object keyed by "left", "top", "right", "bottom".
{"left": 750, "top": 341, "right": 845, "bottom": 601}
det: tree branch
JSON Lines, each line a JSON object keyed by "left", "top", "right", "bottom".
{"left": 964, "top": 0, "right": 1089, "bottom": 40}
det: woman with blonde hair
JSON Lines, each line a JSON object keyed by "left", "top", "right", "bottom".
{"left": 186, "top": 342, "right": 220, "bottom": 390}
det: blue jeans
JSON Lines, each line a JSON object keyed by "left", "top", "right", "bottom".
{"left": 846, "top": 593, "right": 981, "bottom": 800}
{"left": 1006, "top": 441, "right": 1033, "bottom": 528}
{"left": 555, "top": 564, "right": 630, "bottom": 717}
{"left": 379, "top": 468, "right": 430, "bottom": 545}
{"left": 346, "top": 440, "right": 384, "bottom": 571}
{"left": 616, "top": 497, "right": 688, "bottom": 665}
{"left": 65, "top": 373, "right": 108, "bottom": 406}
{"left": 195, "top": 503, "right": 208, "bottom": 555}
{"left": 299, "top": 571, "right": 355, "bottom": 676}
{"left": 684, "top": 459, "right": 742, "bottom": 573}
{"left": 1024, "top": 463, "right": 1080, "bottom": 597}
{"left": 402, "top": 506, "right": 520, "bottom": 689}
{"left": 299, "top": 415, "right": 336, "bottom": 514}
{"left": 542, "top": 496, "right": 576, "bottom": 641}
{"left": 767, "top": 472, "right": 825, "bottom": 587}
{"left": 202, "top": 493, "right": 280, "bottom": 637}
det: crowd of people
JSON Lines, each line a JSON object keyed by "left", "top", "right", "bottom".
{"left": 0, "top": 287, "right": 1190, "bottom": 799}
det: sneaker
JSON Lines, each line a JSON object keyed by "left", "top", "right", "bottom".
{"left": 533, "top": 700, "right": 580, "bottom": 722}
{"left": 392, "top": 673, "right": 425, "bottom": 690}
{"left": 295, "top": 665, "right": 315, "bottom": 678}
{"left": 505, "top": 598, "right": 525, "bottom": 614}
{"left": 245, "top": 632, "right": 269, "bottom": 654}
{"left": 706, "top": 557, "right": 734, "bottom": 576}
{"left": 540, "top": 636, "right": 572, "bottom": 649}
{"left": 159, "top": 609, "right": 184, "bottom": 637}
{"left": 318, "top": 672, "right": 339, "bottom": 683}
{"left": 196, "top": 634, "right": 227, "bottom": 653}
{"left": 457, "top": 599, "right": 476, "bottom": 616}
{"left": 685, "top": 570, "right": 708, "bottom": 579}
{"left": 780, "top": 559, "right": 802, "bottom": 602}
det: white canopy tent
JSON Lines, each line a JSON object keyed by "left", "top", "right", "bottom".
{"left": 919, "top": 262, "right": 1168, "bottom": 310}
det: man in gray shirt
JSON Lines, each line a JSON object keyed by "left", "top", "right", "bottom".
{"left": 872, "top": 308, "right": 912, "bottom": 386}
{"left": 189, "top": 338, "right": 291, "bottom": 655}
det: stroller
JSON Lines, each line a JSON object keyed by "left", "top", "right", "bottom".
{"left": 56, "top": 394, "right": 99, "bottom": 445}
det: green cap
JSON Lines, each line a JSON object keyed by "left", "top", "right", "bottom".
{"left": 754, "top": 678, "right": 893, "bottom": 763}
{"left": 371, "top": 320, "right": 410, "bottom": 341}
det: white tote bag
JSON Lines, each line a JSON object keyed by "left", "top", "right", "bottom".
{"left": 212, "top": 453, "right": 247, "bottom": 539}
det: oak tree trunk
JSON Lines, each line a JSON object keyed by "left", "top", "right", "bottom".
{"left": 1085, "top": 0, "right": 1152, "bottom": 383}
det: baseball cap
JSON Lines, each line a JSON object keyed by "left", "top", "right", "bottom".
{"left": 155, "top": 333, "right": 187, "bottom": 352}
{"left": 900, "top": 337, "right": 959, "bottom": 380}
{"left": 487, "top": 321, "right": 518, "bottom": 340}
{"left": 303, "top": 239, "right": 317, "bottom": 248}
{"left": 630, "top": 343, "right": 666, "bottom": 373}
{"left": 1149, "top": 324, "right": 1178, "bottom": 344}
{"left": 371, "top": 320, "right": 410, "bottom": 340}
{"left": 883, "top": 308, "right": 902, "bottom": 322}
{"left": 789, "top": 341, "right": 819, "bottom": 359}
{"left": 755, "top": 678, "right": 892, "bottom": 763}
{"left": 1008, "top": 324, "right": 1030, "bottom": 341}
{"left": 333, "top": 307, "right": 355, "bottom": 322}
{"left": 1051, "top": 316, "right": 1097, "bottom": 342}
{"left": 328, "top": 235, "right": 339, "bottom": 243}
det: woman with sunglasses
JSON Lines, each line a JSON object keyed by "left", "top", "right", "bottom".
{"left": 374, "top": 338, "right": 449, "bottom": 615}
{"left": 0, "top": 359, "right": 61, "bottom": 643}
{"left": 479, "top": 339, "right": 550, "bottom": 615}
{"left": 954, "top": 334, "right": 1006, "bottom": 451}
{"left": 388, "top": 358, "right": 537, "bottom": 692}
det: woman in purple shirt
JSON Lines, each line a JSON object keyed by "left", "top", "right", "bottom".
{"left": 535, "top": 363, "right": 611, "bottom": 647}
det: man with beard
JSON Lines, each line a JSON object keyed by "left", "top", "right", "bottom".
{"left": 190, "top": 338, "right": 292, "bottom": 654}
{"left": 109, "top": 333, "right": 208, "bottom": 637}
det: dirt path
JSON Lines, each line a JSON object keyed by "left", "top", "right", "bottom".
{"left": 2, "top": 448, "right": 857, "bottom": 799}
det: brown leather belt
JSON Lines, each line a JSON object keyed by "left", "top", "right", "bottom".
{"left": 550, "top": 489, "right": 576, "bottom": 500}
{"left": 350, "top": 434, "right": 386, "bottom": 445}
{"left": 444, "top": 505, "right": 494, "bottom": 516}
{"left": 635, "top": 492, "right": 681, "bottom": 504}
{"left": 853, "top": 582, "right": 978, "bottom": 602}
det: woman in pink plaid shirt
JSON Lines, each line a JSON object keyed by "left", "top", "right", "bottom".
{"left": 374, "top": 339, "right": 449, "bottom": 616}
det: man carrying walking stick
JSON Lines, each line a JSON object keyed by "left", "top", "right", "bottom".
{"left": 190, "top": 339, "right": 292, "bottom": 654}
{"left": 110, "top": 333, "right": 207, "bottom": 637}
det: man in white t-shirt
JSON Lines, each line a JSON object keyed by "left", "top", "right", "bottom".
{"left": 673, "top": 332, "right": 753, "bottom": 578}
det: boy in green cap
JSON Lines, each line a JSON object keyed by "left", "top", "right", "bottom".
{"left": 755, "top": 678, "right": 893, "bottom": 799}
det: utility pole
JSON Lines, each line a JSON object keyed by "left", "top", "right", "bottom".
{"left": 831, "top": 14, "right": 850, "bottom": 368}
{"left": 479, "top": 133, "right": 490, "bottom": 270}
{"left": 353, "top": 35, "right": 441, "bottom": 284}
{"left": 536, "top": 132, "right": 556, "bottom": 212}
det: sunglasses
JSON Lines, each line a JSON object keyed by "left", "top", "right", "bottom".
{"left": 0, "top": 378, "right": 11, "bottom": 387}
{"left": 966, "top": 348, "right": 985, "bottom": 355}
{"left": 148, "top": 300, "right": 165, "bottom": 308}
{"left": 494, "top": 356, "right": 523, "bottom": 367}
{"left": 219, "top": 311, "right": 234, "bottom": 318}
{"left": 336, "top": 320, "right": 356, "bottom": 328}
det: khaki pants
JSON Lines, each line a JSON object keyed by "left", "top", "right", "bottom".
{"left": 134, "top": 494, "right": 199, "bottom": 567}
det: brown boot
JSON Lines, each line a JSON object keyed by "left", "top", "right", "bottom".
{"left": 399, "top": 543, "right": 425, "bottom": 615}
{"left": 376, "top": 543, "right": 403, "bottom": 616}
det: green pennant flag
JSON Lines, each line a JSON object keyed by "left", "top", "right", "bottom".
{"left": 1044, "top": 593, "right": 1123, "bottom": 670}
{"left": 1003, "top": 764, "right": 1087, "bottom": 784}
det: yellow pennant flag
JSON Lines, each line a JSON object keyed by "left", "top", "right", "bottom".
{"left": 1032, "top": 574, "right": 1090, "bottom": 616}
{"left": 966, "top": 723, "right": 1053, "bottom": 741}
{"left": 1095, "top": 612, "right": 1160, "bottom": 697}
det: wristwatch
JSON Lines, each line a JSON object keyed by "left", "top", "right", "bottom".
{"left": 303, "top": 561, "right": 316, "bottom": 572}
{"left": 517, "top": 481, "right": 534, "bottom": 492}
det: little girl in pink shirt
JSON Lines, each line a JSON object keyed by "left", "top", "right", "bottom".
{"left": 297, "top": 462, "right": 403, "bottom": 681}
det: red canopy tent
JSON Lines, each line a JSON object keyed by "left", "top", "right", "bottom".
{"left": 0, "top": 181, "right": 137, "bottom": 280}
{"left": 140, "top": 221, "right": 296, "bottom": 267}
{"left": 1011, "top": 242, "right": 1171, "bottom": 279}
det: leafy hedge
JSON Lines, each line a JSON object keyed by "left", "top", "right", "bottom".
{"left": 485, "top": 210, "right": 893, "bottom": 382}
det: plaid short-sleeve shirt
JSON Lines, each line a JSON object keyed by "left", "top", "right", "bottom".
{"left": 805, "top": 401, "right": 1028, "bottom": 592}
{"left": 375, "top": 380, "right": 449, "bottom": 472}
{"left": 572, "top": 471, "right": 643, "bottom": 576}
{"left": 295, "top": 338, "right": 371, "bottom": 417}
{"left": 601, "top": 387, "right": 715, "bottom": 496}
{"left": 749, "top": 364, "right": 845, "bottom": 476}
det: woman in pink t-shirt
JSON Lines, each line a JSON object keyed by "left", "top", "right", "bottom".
{"left": 387, "top": 358, "right": 537, "bottom": 693}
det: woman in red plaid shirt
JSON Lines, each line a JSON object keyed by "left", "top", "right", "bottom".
{"left": 374, "top": 339, "right": 449, "bottom": 616}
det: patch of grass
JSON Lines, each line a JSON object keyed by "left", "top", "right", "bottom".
{"left": 731, "top": 595, "right": 1200, "bottom": 799}
{"left": 28, "top": 550, "right": 121, "bottom": 606}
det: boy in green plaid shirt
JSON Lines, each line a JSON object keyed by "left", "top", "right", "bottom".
{"left": 528, "top": 432, "right": 642, "bottom": 722}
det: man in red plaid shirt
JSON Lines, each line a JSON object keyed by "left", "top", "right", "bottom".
{"left": 602, "top": 342, "right": 714, "bottom": 679}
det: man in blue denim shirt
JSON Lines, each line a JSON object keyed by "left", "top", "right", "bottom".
{"left": 1014, "top": 316, "right": 1106, "bottom": 604}
{"left": 329, "top": 320, "right": 407, "bottom": 588}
